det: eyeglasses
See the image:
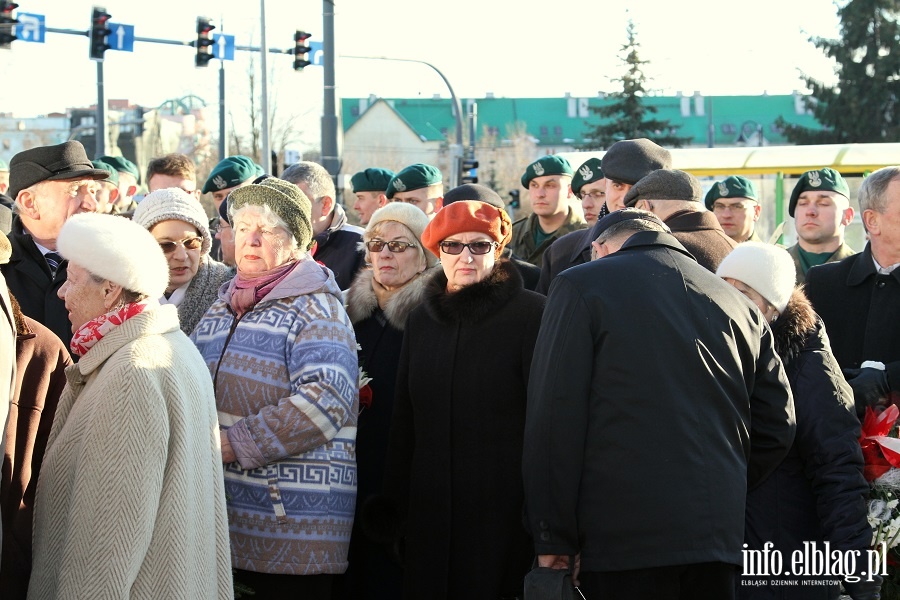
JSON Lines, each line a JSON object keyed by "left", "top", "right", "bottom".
{"left": 712, "top": 201, "right": 756, "bottom": 213}
{"left": 158, "top": 237, "right": 203, "bottom": 255}
{"left": 579, "top": 190, "right": 605, "bottom": 201}
{"left": 439, "top": 241, "right": 497, "bottom": 255}
{"left": 365, "top": 240, "right": 417, "bottom": 253}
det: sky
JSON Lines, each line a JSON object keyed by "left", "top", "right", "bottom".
{"left": 0, "top": 0, "right": 844, "bottom": 151}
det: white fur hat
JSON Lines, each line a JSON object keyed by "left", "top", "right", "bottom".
{"left": 132, "top": 187, "right": 212, "bottom": 256}
{"left": 716, "top": 242, "right": 796, "bottom": 314}
{"left": 58, "top": 213, "right": 169, "bottom": 298}
{"left": 366, "top": 202, "right": 437, "bottom": 267}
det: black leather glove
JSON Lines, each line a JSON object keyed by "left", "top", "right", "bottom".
{"left": 843, "top": 574, "right": 882, "bottom": 600}
{"left": 844, "top": 367, "right": 891, "bottom": 415}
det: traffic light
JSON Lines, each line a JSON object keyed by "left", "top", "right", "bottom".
{"left": 461, "top": 158, "right": 479, "bottom": 184}
{"left": 195, "top": 16, "right": 215, "bottom": 67}
{"left": 508, "top": 190, "right": 521, "bottom": 209}
{"left": 89, "top": 6, "right": 111, "bottom": 61}
{"left": 293, "top": 30, "right": 311, "bottom": 71}
{"left": 0, "top": 2, "right": 18, "bottom": 50}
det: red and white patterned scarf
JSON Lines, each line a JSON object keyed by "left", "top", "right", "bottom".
{"left": 70, "top": 300, "right": 157, "bottom": 357}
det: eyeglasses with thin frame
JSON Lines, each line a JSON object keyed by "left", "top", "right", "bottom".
{"left": 439, "top": 240, "right": 498, "bottom": 255}
{"left": 579, "top": 190, "right": 605, "bottom": 202}
{"left": 712, "top": 201, "right": 756, "bottom": 213}
{"left": 365, "top": 240, "right": 418, "bottom": 253}
{"left": 158, "top": 237, "right": 203, "bottom": 255}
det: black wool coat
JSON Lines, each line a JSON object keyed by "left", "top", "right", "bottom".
{"left": 741, "top": 290, "right": 871, "bottom": 598}
{"left": 381, "top": 260, "right": 545, "bottom": 600}
{"left": 535, "top": 226, "right": 594, "bottom": 295}
{"left": 805, "top": 243, "right": 900, "bottom": 391}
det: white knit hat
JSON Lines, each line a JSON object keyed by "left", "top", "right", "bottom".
{"left": 366, "top": 202, "right": 437, "bottom": 267}
{"left": 132, "top": 187, "right": 212, "bottom": 256}
{"left": 57, "top": 213, "right": 169, "bottom": 298}
{"left": 716, "top": 242, "right": 795, "bottom": 314}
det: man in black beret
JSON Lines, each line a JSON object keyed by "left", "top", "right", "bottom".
{"left": 524, "top": 208, "right": 795, "bottom": 600}
{"left": 1, "top": 141, "right": 109, "bottom": 349}
{"left": 623, "top": 169, "right": 736, "bottom": 272}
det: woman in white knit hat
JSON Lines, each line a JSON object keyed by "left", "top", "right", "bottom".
{"left": 28, "top": 213, "right": 232, "bottom": 599}
{"left": 717, "top": 242, "right": 877, "bottom": 598}
{"left": 132, "top": 187, "right": 234, "bottom": 335}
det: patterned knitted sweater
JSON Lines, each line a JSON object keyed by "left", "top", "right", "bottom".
{"left": 191, "top": 256, "right": 359, "bottom": 575}
{"left": 28, "top": 305, "right": 233, "bottom": 599}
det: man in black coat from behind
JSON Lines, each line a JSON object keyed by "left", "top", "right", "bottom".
{"left": 806, "top": 165, "right": 900, "bottom": 414}
{"left": 523, "top": 209, "right": 796, "bottom": 599}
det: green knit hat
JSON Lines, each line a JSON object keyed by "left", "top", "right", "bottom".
{"left": 386, "top": 163, "right": 442, "bottom": 199}
{"left": 788, "top": 168, "right": 849, "bottom": 217}
{"left": 203, "top": 155, "right": 261, "bottom": 194}
{"left": 521, "top": 155, "right": 573, "bottom": 188}
{"left": 98, "top": 155, "right": 140, "bottom": 183}
{"left": 91, "top": 159, "right": 119, "bottom": 187}
{"left": 229, "top": 178, "right": 313, "bottom": 251}
{"left": 571, "top": 158, "right": 604, "bottom": 196}
{"left": 704, "top": 175, "right": 758, "bottom": 210}
{"left": 351, "top": 167, "right": 395, "bottom": 193}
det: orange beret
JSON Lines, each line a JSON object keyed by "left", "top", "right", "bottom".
{"left": 422, "top": 200, "right": 512, "bottom": 259}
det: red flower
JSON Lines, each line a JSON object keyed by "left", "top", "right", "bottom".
{"left": 359, "top": 384, "right": 373, "bottom": 411}
{"left": 860, "top": 405, "right": 900, "bottom": 482}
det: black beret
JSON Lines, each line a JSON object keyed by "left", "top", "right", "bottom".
{"left": 592, "top": 208, "right": 669, "bottom": 240}
{"left": 442, "top": 183, "right": 504, "bottom": 208}
{"left": 623, "top": 169, "right": 702, "bottom": 207}
{"left": 601, "top": 138, "right": 672, "bottom": 185}
{"left": 9, "top": 141, "right": 110, "bottom": 199}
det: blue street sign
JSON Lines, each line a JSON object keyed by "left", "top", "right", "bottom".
{"left": 15, "top": 12, "right": 45, "bottom": 43}
{"left": 309, "top": 41, "right": 323, "bottom": 66}
{"left": 212, "top": 33, "right": 235, "bottom": 61}
{"left": 107, "top": 22, "right": 134, "bottom": 52}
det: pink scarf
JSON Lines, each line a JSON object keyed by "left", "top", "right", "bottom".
{"left": 70, "top": 300, "right": 156, "bottom": 357}
{"left": 231, "top": 260, "right": 299, "bottom": 318}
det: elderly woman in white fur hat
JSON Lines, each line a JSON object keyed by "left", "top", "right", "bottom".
{"left": 132, "top": 187, "right": 234, "bottom": 335}
{"left": 717, "top": 242, "right": 878, "bottom": 598}
{"left": 28, "top": 213, "right": 232, "bottom": 599}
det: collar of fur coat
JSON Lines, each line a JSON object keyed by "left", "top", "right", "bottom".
{"left": 345, "top": 266, "right": 435, "bottom": 330}
{"left": 424, "top": 259, "right": 523, "bottom": 326}
{"left": 771, "top": 287, "right": 819, "bottom": 366}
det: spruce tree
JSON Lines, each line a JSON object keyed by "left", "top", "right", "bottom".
{"left": 779, "top": 0, "right": 900, "bottom": 144}
{"left": 580, "top": 20, "right": 691, "bottom": 150}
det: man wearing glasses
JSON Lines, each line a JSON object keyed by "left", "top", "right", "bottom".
{"left": 704, "top": 176, "right": 763, "bottom": 243}
{"left": 385, "top": 163, "right": 444, "bottom": 219}
{"left": 2, "top": 141, "right": 108, "bottom": 348}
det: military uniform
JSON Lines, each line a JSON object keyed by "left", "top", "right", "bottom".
{"left": 509, "top": 207, "right": 585, "bottom": 269}
{"left": 786, "top": 242, "right": 856, "bottom": 285}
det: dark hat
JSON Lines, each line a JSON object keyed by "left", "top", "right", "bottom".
{"left": 92, "top": 160, "right": 120, "bottom": 187}
{"left": 623, "top": 169, "right": 702, "bottom": 207}
{"left": 202, "top": 155, "right": 261, "bottom": 194}
{"left": 571, "top": 158, "right": 604, "bottom": 196}
{"left": 98, "top": 155, "right": 140, "bottom": 183}
{"left": 386, "top": 163, "right": 443, "bottom": 199}
{"left": 601, "top": 138, "right": 672, "bottom": 185}
{"left": 351, "top": 168, "right": 394, "bottom": 193}
{"left": 788, "top": 168, "right": 849, "bottom": 217}
{"left": 442, "top": 183, "right": 504, "bottom": 208}
{"left": 592, "top": 208, "right": 669, "bottom": 239}
{"left": 704, "top": 175, "right": 758, "bottom": 210}
{"left": 521, "top": 155, "right": 574, "bottom": 188}
{"left": 8, "top": 141, "right": 109, "bottom": 200}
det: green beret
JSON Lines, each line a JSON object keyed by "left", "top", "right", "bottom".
{"left": 788, "top": 168, "right": 849, "bottom": 217}
{"left": 203, "top": 155, "right": 260, "bottom": 194}
{"left": 351, "top": 168, "right": 394, "bottom": 193}
{"left": 91, "top": 160, "right": 119, "bottom": 187}
{"left": 386, "top": 163, "right": 442, "bottom": 199}
{"left": 229, "top": 178, "right": 313, "bottom": 252}
{"left": 571, "top": 158, "right": 604, "bottom": 196}
{"left": 98, "top": 155, "right": 140, "bottom": 183}
{"left": 703, "top": 175, "right": 758, "bottom": 210}
{"left": 521, "top": 155, "right": 574, "bottom": 188}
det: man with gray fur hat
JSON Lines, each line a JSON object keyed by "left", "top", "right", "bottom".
{"left": 624, "top": 168, "right": 737, "bottom": 272}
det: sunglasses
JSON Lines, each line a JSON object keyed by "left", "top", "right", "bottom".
{"left": 439, "top": 241, "right": 497, "bottom": 255}
{"left": 365, "top": 240, "right": 417, "bottom": 253}
{"left": 158, "top": 237, "right": 203, "bottom": 255}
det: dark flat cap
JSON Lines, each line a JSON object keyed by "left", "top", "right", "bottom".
{"left": 9, "top": 141, "right": 109, "bottom": 200}
{"left": 593, "top": 208, "right": 668, "bottom": 239}
{"left": 442, "top": 183, "right": 504, "bottom": 208}
{"left": 601, "top": 138, "right": 672, "bottom": 185}
{"left": 623, "top": 169, "right": 702, "bottom": 207}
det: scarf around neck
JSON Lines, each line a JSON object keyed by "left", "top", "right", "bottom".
{"left": 70, "top": 299, "right": 158, "bottom": 357}
{"left": 231, "top": 260, "right": 298, "bottom": 318}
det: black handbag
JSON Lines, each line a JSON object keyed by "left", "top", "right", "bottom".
{"left": 523, "top": 557, "right": 585, "bottom": 600}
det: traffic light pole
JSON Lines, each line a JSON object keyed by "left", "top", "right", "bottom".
{"left": 96, "top": 60, "right": 108, "bottom": 157}
{"left": 320, "top": 0, "right": 340, "bottom": 180}
{"left": 259, "top": 0, "right": 271, "bottom": 175}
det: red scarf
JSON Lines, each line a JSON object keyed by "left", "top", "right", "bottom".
{"left": 70, "top": 300, "right": 156, "bottom": 357}
{"left": 231, "top": 260, "right": 299, "bottom": 318}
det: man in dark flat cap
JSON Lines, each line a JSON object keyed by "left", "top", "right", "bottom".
{"left": 624, "top": 169, "right": 736, "bottom": 272}
{"left": 524, "top": 208, "right": 795, "bottom": 600}
{"left": 1, "top": 141, "right": 108, "bottom": 348}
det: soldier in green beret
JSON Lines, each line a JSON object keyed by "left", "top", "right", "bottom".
{"left": 202, "top": 155, "right": 262, "bottom": 214}
{"left": 786, "top": 168, "right": 856, "bottom": 284}
{"left": 351, "top": 167, "right": 393, "bottom": 225}
{"left": 509, "top": 155, "right": 586, "bottom": 268}
{"left": 91, "top": 160, "right": 120, "bottom": 215}
{"left": 571, "top": 158, "right": 605, "bottom": 226}
{"left": 386, "top": 163, "right": 444, "bottom": 219}
{"left": 705, "top": 175, "right": 762, "bottom": 243}
{"left": 98, "top": 155, "right": 141, "bottom": 214}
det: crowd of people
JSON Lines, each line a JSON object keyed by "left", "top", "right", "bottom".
{"left": 0, "top": 136, "right": 896, "bottom": 600}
